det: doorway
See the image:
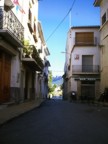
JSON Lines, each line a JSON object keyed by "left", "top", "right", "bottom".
{"left": 0, "top": 52, "right": 11, "bottom": 103}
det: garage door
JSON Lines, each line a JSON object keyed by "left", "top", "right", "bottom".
{"left": 81, "top": 81, "right": 95, "bottom": 99}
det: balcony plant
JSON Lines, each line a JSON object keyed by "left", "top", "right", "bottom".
{"left": 23, "top": 40, "right": 33, "bottom": 58}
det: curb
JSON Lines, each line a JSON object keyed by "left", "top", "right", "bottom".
{"left": 69, "top": 100, "right": 108, "bottom": 107}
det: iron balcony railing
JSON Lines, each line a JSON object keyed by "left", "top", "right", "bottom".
{"left": 0, "top": 6, "right": 24, "bottom": 43}
{"left": 72, "top": 65, "right": 100, "bottom": 73}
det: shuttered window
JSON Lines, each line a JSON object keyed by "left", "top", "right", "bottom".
{"left": 75, "top": 32, "right": 94, "bottom": 45}
{"left": 107, "top": 9, "right": 108, "bottom": 20}
{"left": 82, "top": 55, "right": 93, "bottom": 72}
{"left": 102, "top": 13, "right": 106, "bottom": 25}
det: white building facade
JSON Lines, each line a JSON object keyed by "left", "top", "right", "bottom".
{"left": 63, "top": 26, "right": 100, "bottom": 101}
{"left": 0, "top": 0, "right": 50, "bottom": 104}
{"left": 94, "top": 0, "right": 108, "bottom": 93}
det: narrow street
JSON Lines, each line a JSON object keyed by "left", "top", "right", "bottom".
{"left": 0, "top": 99, "right": 108, "bottom": 144}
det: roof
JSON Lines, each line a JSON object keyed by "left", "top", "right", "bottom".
{"left": 71, "top": 25, "right": 100, "bottom": 30}
{"left": 93, "top": 0, "right": 102, "bottom": 7}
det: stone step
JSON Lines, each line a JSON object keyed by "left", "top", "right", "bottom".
{"left": 3, "top": 101, "right": 15, "bottom": 107}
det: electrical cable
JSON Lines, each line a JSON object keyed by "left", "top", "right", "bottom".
{"left": 46, "top": 0, "right": 76, "bottom": 42}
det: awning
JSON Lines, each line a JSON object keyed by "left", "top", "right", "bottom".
{"left": 22, "top": 58, "right": 42, "bottom": 71}
{"left": 75, "top": 78, "right": 100, "bottom": 81}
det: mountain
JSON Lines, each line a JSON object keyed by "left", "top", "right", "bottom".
{"left": 52, "top": 76, "right": 63, "bottom": 86}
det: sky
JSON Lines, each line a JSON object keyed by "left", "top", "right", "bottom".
{"left": 38, "top": 0, "right": 100, "bottom": 76}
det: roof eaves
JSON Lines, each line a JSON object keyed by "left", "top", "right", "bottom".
{"left": 93, "top": 0, "right": 102, "bottom": 7}
{"left": 71, "top": 25, "right": 100, "bottom": 29}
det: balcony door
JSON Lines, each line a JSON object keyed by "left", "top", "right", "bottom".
{"left": 82, "top": 55, "right": 93, "bottom": 72}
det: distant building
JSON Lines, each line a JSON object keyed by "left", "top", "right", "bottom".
{"left": 63, "top": 26, "right": 100, "bottom": 100}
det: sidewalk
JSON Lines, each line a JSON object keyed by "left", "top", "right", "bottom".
{"left": 0, "top": 98, "right": 44, "bottom": 126}
{"left": 73, "top": 100, "right": 108, "bottom": 107}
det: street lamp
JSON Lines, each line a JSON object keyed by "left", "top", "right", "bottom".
{"left": 61, "top": 51, "right": 71, "bottom": 55}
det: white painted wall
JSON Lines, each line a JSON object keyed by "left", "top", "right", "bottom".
{"left": 72, "top": 47, "right": 100, "bottom": 66}
{"left": 11, "top": 55, "right": 20, "bottom": 87}
{"left": 100, "top": 0, "right": 108, "bottom": 20}
{"left": 65, "top": 26, "right": 100, "bottom": 95}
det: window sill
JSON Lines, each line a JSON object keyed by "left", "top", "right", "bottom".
{"left": 99, "top": 20, "right": 108, "bottom": 31}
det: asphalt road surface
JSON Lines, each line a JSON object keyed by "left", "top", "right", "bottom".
{"left": 0, "top": 99, "right": 108, "bottom": 144}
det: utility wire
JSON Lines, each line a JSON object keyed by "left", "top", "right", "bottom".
{"left": 46, "top": 0, "right": 76, "bottom": 42}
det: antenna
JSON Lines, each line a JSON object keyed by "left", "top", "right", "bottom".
{"left": 69, "top": 10, "right": 72, "bottom": 28}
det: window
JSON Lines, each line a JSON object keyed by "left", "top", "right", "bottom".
{"left": 32, "top": 0, "right": 34, "bottom": 4}
{"left": 107, "top": 9, "right": 108, "bottom": 20}
{"left": 75, "top": 32, "right": 94, "bottom": 45}
{"left": 82, "top": 55, "right": 93, "bottom": 72}
{"left": 34, "top": 23, "right": 36, "bottom": 34}
{"left": 102, "top": 13, "right": 106, "bottom": 25}
{"left": 28, "top": 9, "right": 33, "bottom": 33}
{"left": 29, "top": 2, "right": 32, "bottom": 8}
{"left": 28, "top": 9, "right": 32, "bottom": 23}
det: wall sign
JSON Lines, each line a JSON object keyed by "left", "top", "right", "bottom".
{"left": 74, "top": 54, "right": 79, "bottom": 60}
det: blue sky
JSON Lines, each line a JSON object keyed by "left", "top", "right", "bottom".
{"left": 38, "top": 0, "right": 100, "bottom": 76}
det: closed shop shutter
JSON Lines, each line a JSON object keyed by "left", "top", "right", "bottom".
{"left": 81, "top": 81, "right": 95, "bottom": 99}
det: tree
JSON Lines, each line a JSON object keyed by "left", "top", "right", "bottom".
{"left": 48, "top": 71, "right": 52, "bottom": 93}
{"left": 48, "top": 71, "right": 56, "bottom": 96}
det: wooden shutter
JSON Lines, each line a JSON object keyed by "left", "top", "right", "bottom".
{"left": 76, "top": 32, "right": 94, "bottom": 45}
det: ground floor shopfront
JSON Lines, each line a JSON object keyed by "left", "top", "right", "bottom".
{"left": 63, "top": 75, "right": 100, "bottom": 101}
{"left": 75, "top": 78, "right": 100, "bottom": 100}
{"left": 0, "top": 50, "right": 47, "bottom": 104}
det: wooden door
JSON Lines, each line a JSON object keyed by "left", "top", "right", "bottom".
{"left": 0, "top": 53, "right": 2, "bottom": 103}
{"left": 3, "top": 54, "right": 11, "bottom": 102}
{"left": 0, "top": 52, "right": 11, "bottom": 103}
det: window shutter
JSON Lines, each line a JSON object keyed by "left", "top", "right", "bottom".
{"left": 76, "top": 32, "right": 94, "bottom": 45}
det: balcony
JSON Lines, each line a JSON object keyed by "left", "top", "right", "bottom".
{"left": 72, "top": 65, "right": 100, "bottom": 74}
{"left": 0, "top": 7, "right": 24, "bottom": 47}
{"left": 22, "top": 45, "right": 44, "bottom": 71}
{"left": 73, "top": 37, "right": 97, "bottom": 46}
{"left": 4, "top": 0, "right": 14, "bottom": 8}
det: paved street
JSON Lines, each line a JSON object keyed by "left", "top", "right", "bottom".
{"left": 0, "top": 99, "right": 108, "bottom": 144}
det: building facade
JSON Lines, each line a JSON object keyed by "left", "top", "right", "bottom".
{"left": 94, "top": 0, "right": 108, "bottom": 93}
{"left": 0, "top": 0, "right": 50, "bottom": 104}
{"left": 63, "top": 26, "right": 100, "bottom": 101}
